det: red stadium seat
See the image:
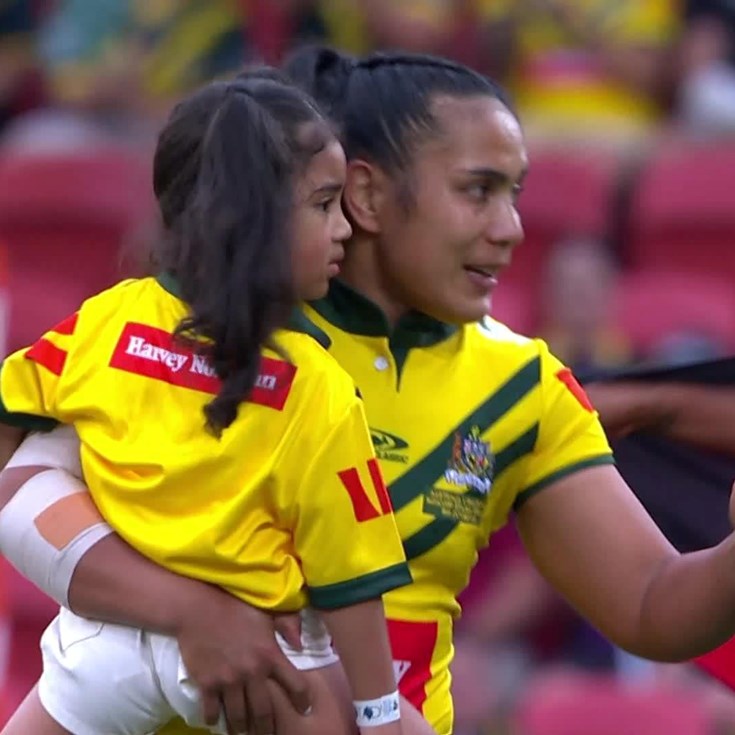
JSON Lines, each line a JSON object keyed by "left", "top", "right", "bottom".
{"left": 613, "top": 269, "right": 735, "bottom": 357}
{"left": 0, "top": 150, "right": 155, "bottom": 353}
{"left": 514, "top": 671, "right": 710, "bottom": 735}
{"left": 626, "top": 140, "right": 735, "bottom": 281}
{"left": 504, "top": 145, "right": 620, "bottom": 295}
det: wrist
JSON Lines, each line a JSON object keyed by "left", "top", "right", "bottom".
{"left": 163, "top": 579, "right": 225, "bottom": 637}
{"left": 643, "top": 383, "right": 680, "bottom": 432}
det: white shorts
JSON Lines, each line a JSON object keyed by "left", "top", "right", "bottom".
{"left": 38, "top": 607, "right": 338, "bottom": 735}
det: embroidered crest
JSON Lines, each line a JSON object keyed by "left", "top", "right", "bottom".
{"left": 443, "top": 426, "right": 494, "bottom": 494}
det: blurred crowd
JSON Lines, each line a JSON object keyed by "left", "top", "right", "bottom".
{"left": 3, "top": 0, "right": 735, "bottom": 149}
{"left": 2, "top": 1, "right": 735, "bottom": 734}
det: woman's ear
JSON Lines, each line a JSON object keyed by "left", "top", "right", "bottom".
{"left": 342, "top": 159, "right": 391, "bottom": 235}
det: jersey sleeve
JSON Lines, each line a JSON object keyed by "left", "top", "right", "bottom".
{"left": 513, "top": 340, "right": 614, "bottom": 510}
{"left": 0, "top": 313, "right": 79, "bottom": 431}
{"left": 288, "top": 393, "right": 412, "bottom": 610}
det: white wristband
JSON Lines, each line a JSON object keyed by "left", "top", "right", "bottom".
{"left": 354, "top": 691, "right": 400, "bottom": 727}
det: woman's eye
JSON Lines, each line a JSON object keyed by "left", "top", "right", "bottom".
{"left": 467, "top": 184, "right": 490, "bottom": 200}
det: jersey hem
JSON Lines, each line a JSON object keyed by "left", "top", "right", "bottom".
{"left": 308, "top": 562, "right": 412, "bottom": 610}
{"left": 512, "top": 454, "right": 615, "bottom": 511}
{"left": 0, "top": 360, "right": 58, "bottom": 431}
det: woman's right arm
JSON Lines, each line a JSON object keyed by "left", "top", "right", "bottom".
{"left": 0, "top": 430, "right": 311, "bottom": 735}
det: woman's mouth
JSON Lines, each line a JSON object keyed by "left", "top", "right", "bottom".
{"left": 464, "top": 266, "right": 499, "bottom": 291}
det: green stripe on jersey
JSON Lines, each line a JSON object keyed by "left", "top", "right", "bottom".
{"left": 401, "top": 423, "right": 540, "bottom": 560}
{"left": 308, "top": 562, "right": 413, "bottom": 610}
{"left": 389, "top": 355, "right": 541, "bottom": 512}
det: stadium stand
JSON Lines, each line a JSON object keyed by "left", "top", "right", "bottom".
{"left": 514, "top": 671, "right": 710, "bottom": 735}
{"left": 625, "top": 141, "right": 735, "bottom": 283}
{"left": 0, "top": 149, "right": 155, "bottom": 352}
{"left": 613, "top": 269, "right": 735, "bottom": 358}
{"left": 503, "top": 145, "right": 621, "bottom": 300}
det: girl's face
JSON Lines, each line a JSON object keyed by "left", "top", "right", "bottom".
{"left": 291, "top": 138, "right": 352, "bottom": 300}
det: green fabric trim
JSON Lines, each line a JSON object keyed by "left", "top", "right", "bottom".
{"left": 0, "top": 411, "right": 57, "bottom": 432}
{"left": 403, "top": 518, "right": 457, "bottom": 560}
{"left": 308, "top": 562, "right": 412, "bottom": 610}
{"left": 0, "top": 376, "right": 58, "bottom": 431}
{"left": 309, "top": 279, "right": 457, "bottom": 349}
{"left": 156, "top": 271, "right": 181, "bottom": 298}
{"left": 493, "top": 424, "right": 539, "bottom": 477}
{"left": 286, "top": 311, "right": 331, "bottom": 350}
{"left": 389, "top": 356, "right": 541, "bottom": 512}
{"left": 513, "top": 454, "right": 616, "bottom": 511}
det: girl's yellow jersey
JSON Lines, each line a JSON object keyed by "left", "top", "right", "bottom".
{"left": 0, "top": 276, "right": 410, "bottom": 613}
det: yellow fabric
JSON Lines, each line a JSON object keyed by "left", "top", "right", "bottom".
{"left": 478, "top": 0, "right": 679, "bottom": 138}
{"left": 0, "top": 277, "right": 409, "bottom": 615}
{"left": 316, "top": 0, "right": 455, "bottom": 53}
{"left": 301, "top": 306, "right": 613, "bottom": 734}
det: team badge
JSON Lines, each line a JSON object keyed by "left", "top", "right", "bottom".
{"left": 443, "top": 425, "right": 494, "bottom": 495}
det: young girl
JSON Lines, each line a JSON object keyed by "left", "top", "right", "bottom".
{"left": 0, "top": 69, "right": 412, "bottom": 735}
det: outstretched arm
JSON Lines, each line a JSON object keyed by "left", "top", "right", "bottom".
{"left": 587, "top": 381, "right": 735, "bottom": 454}
{"left": 518, "top": 464, "right": 735, "bottom": 661}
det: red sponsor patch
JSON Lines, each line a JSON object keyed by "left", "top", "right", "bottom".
{"left": 387, "top": 619, "right": 439, "bottom": 714}
{"left": 110, "top": 322, "right": 296, "bottom": 410}
{"left": 556, "top": 367, "right": 594, "bottom": 412}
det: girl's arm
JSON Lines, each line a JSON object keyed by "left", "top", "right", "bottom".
{"left": 321, "top": 598, "right": 403, "bottom": 735}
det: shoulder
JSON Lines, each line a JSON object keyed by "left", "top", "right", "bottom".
{"left": 464, "top": 316, "right": 549, "bottom": 365}
{"left": 473, "top": 316, "right": 535, "bottom": 346}
{"left": 76, "top": 278, "right": 158, "bottom": 324}
{"left": 272, "top": 328, "right": 359, "bottom": 421}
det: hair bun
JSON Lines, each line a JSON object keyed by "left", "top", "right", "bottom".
{"left": 283, "top": 45, "right": 356, "bottom": 119}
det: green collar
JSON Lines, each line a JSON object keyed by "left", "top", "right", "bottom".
{"left": 309, "top": 278, "right": 457, "bottom": 349}
{"left": 155, "top": 272, "right": 330, "bottom": 349}
{"left": 157, "top": 271, "right": 181, "bottom": 298}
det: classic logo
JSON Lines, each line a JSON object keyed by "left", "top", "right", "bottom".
{"left": 109, "top": 322, "right": 295, "bottom": 410}
{"left": 443, "top": 425, "right": 494, "bottom": 494}
{"left": 370, "top": 428, "right": 409, "bottom": 464}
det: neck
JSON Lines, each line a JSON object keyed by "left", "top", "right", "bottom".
{"left": 338, "top": 234, "right": 409, "bottom": 326}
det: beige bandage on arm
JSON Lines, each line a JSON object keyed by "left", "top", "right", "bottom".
{"left": 0, "top": 426, "right": 112, "bottom": 606}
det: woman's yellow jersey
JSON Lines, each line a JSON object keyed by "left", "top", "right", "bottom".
{"left": 301, "top": 279, "right": 614, "bottom": 734}
{"left": 0, "top": 276, "right": 411, "bottom": 613}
